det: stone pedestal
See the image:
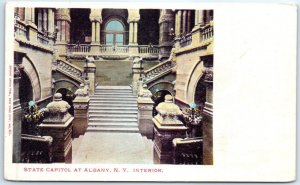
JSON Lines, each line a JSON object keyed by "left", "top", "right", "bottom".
{"left": 84, "top": 57, "right": 96, "bottom": 95}
{"left": 131, "top": 57, "right": 143, "bottom": 95}
{"left": 38, "top": 93, "right": 73, "bottom": 163}
{"left": 137, "top": 85, "right": 154, "bottom": 139}
{"left": 72, "top": 84, "right": 90, "bottom": 138}
{"left": 152, "top": 95, "right": 187, "bottom": 164}
{"left": 90, "top": 43, "right": 100, "bottom": 54}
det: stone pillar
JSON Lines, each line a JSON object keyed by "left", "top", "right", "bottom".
{"left": 187, "top": 10, "right": 192, "bottom": 33}
{"left": 48, "top": 9, "right": 55, "bottom": 34}
{"left": 159, "top": 9, "right": 175, "bottom": 61}
{"left": 90, "top": 9, "right": 102, "bottom": 54}
{"left": 39, "top": 93, "right": 73, "bottom": 163}
{"left": 43, "top": 9, "right": 48, "bottom": 31}
{"left": 13, "top": 63, "right": 23, "bottom": 163}
{"left": 128, "top": 9, "right": 140, "bottom": 55}
{"left": 202, "top": 63, "right": 213, "bottom": 165}
{"left": 73, "top": 84, "right": 90, "bottom": 138}
{"left": 84, "top": 57, "right": 96, "bottom": 95}
{"left": 175, "top": 10, "right": 182, "bottom": 36}
{"left": 131, "top": 57, "right": 143, "bottom": 95}
{"left": 55, "top": 8, "right": 71, "bottom": 58}
{"left": 129, "top": 22, "right": 134, "bottom": 44}
{"left": 182, "top": 10, "right": 187, "bottom": 34}
{"left": 24, "top": 8, "right": 38, "bottom": 43}
{"left": 137, "top": 84, "right": 154, "bottom": 139}
{"left": 153, "top": 95, "right": 187, "bottom": 164}
{"left": 133, "top": 22, "right": 138, "bottom": 44}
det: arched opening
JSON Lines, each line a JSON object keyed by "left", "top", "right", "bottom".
{"left": 19, "top": 71, "right": 34, "bottom": 108}
{"left": 56, "top": 88, "right": 75, "bottom": 116}
{"left": 194, "top": 77, "right": 206, "bottom": 111}
{"left": 70, "top": 8, "right": 91, "bottom": 44}
{"left": 104, "top": 20, "right": 126, "bottom": 45}
{"left": 151, "top": 90, "right": 172, "bottom": 116}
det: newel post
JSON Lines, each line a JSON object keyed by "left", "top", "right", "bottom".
{"left": 153, "top": 95, "right": 187, "bottom": 164}
{"left": 72, "top": 84, "right": 90, "bottom": 138}
{"left": 38, "top": 93, "right": 73, "bottom": 163}
{"left": 137, "top": 84, "right": 154, "bottom": 139}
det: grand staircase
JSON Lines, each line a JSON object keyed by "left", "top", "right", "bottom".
{"left": 72, "top": 86, "right": 153, "bottom": 164}
{"left": 87, "top": 86, "right": 139, "bottom": 133}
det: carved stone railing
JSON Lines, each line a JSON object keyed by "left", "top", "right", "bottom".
{"left": 179, "top": 33, "right": 192, "bottom": 48}
{"left": 67, "top": 44, "right": 91, "bottom": 53}
{"left": 56, "top": 60, "right": 84, "bottom": 83}
{"left": 99, "top": 45, "right": 129, "bottom": 54}
{"left": 37, "top": 31, "right": 50, "bottom": 45}
{"left": 14, "top": 20, "right": 27, "bottom": 39}
{"left": 138, "top": 45, "right": 159, "bottom": 54}
{"left": 201, "top": 23, "right": 214, "bottom": 41}
{"left": 143, "top": 60, "right": 175, "bottom": 84}
{"left": 172, "top": 137, "right": 203, "bottom": 165}
{"left": 21, "top": 134, "right": 53, "bottom": 163}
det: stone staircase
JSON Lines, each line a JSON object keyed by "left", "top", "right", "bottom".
{"left": 87, "top": 86, "right": 139, "bottom": 133}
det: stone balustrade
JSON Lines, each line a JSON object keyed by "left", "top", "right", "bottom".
{"left": 200, "top": 22, "right": 214, "bottom": 41}
{"left": 138, "top": 45, "right": 159, "bottom": 54}
{"left": 67, "top": 44, "right": 91, "bottom": 53}
{"left": 37, "top": 31, "right": 50, "bottom": 45}
{"left": 56, "top": 60, "right": 84, "bottom": 83}
{"left": 179, "top": 33, "right": 192, "bottom": 48}
{"left": 172, "top": 137, "right": 203, "bottom": 164}
{"left": 21, "top": 134, "right": 53, "bottom": 163}
{"left": 143, "top": 60, "right": 174, "bottom": 83}
{"left": 99, "top": 45, "right": 129, "bottom": 54}
{"left": 14, "top": 20, "right": 27, "bottom": 40}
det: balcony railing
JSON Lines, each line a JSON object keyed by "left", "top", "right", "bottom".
{"left": 173, "top": 137, "right": 203, "bottom": 165}
{"left": 14, "top": 20, "right": 27, "bottom": 39}
{"left": 201, "top": 23, "right": 214, "bottom": 41}
{"left": 99, "top": 45, "right": 129, "bottom": 54}
{"left": 67, "top": 44, "right": 91, "bottom": 53}
{"left": 37, "top": 31, "right": 50, "bottom": 45}
{"left": 179, "top": 33, "right": 192, "bottom": 48}
{"left": 138, "top": 45, "right": 159, "bottom": 54}
{"left": 21, "top": 134, "right": 53, "bottom": 163}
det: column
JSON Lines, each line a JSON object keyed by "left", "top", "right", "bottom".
{"left": 90, "top": 9, "right": 102, "bottom": 54}
{"left": 129, "top": 22, "right": 134, "bottom": 44}
{"left": 37, "top": 9, "right": 43, "bottom": 31}
{"left": 153, "top": 95, "right": 187, "bottom": 164}
{"left": 96, "top": 22, "right": 100, "bottom": 42}
{"left": 55, "top": 8, "right": 71, "bottom": 59}
{"left": 39, "top": 93, "right": 73, "bottom": 163}
{"left": 182, "top": 10, "right": 187, "bottom": 34}
{"left": 137, "top": 85, "right": 154, "bottom": 139}
{"left": 91, "top": 22, "right": 95, "bottom": 42}
{"left": 73, "top": 84, "right": 90, "bottom": 138}
{"left": 187, "top": 10, "right": 192, "bottom": 33}
{"left": 43, "top": 9, "right": 48, "bottom": 32}
{"left": 84, "top": 57, "right": 96, "bottom": 95}
{"left": 133, "top": 22, "right": 138, "bottom": 44}
{"left": 175, "top": 10, "right": 182, "bottom": 36}
{"left": 48, "top": 9, "right": 55, "bottom": 34}
{"left": 25, "top": 8, "right": 38, "bottom": 42}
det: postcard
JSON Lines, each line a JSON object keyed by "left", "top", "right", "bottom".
{"left": 4, "top": 1, "right": 296, "bottom": 182}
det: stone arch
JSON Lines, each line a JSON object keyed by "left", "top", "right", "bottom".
{"left": 186, "top": 60, "right": 204, "bottom": 104}
{"left": 148, "top": 80, "right": 175, "bottom": 98}
{"left": 22, "top": 56, "right": 42, "bottom": 101}
{"left": 53, "top": 79, "right": 79, "bottom": 95}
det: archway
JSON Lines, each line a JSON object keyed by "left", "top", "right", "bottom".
{"left": 19, "top": 70, "right": 33, "bottom": 108}
{"left": 194, "top": 77, "right": 206, "bottom": 111}
{"left": 104, "top": 19, "right": 126, "bottom": 46}
{"left": 56, "top": 88, "right": 75, "bottom": 116}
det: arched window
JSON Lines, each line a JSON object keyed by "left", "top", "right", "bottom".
{"left": 105, "top": 20, "right": 125, "bottom": 46}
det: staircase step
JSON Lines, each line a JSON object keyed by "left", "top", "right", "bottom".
{"left": 89, "top": 118, "right": 137, "bottom": 122}
{"left": 90, "top": 99, "right": 137, "bottom": 103}
{"left": 89, "top": 122, "right": 138, "bottom": 128}
{"left": 94, "top": 92, "right": 134, "bottom": 95}
{"left": 89, "top": 103, "right": 137, "bottom": 107}
{"left": 86, "top": 127, "right": 139, "bottom": 133}
{"left": 96, "top": 86, "right": 132, "bottom": 90}
{"left": 89, "top": 107, "right": 138, "bottom": 111}
{"left": 91, "top": 97, "right": 137, "bottom": 100}
{"left": 89, "top": 110, "right": 137, "bottom": 114}
{"left": 89, "top": 114, "right": 137, "bottom": 118}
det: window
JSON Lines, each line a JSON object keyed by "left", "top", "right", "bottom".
{"left": 105, "top": 20, "right": 125, "bottom": 46}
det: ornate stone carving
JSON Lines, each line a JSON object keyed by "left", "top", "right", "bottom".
{"left": 43, "top": 93, "right": 72, "bottom": 123}
{"left": 202, "top": 67, "right": 213, "bottom": 82}
{"left": 89, "top": 9, "right": 102, "bottom": 23}
{"left": 75, "top": 84, "right": 88, "bottom": 97}
{"left": 138, "top": 84, "right": 152, "bottom": 98}
{"left": 14, "top": 64, "right": 21, "bottom": 78}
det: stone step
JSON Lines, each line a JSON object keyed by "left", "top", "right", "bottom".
{"left": 86, "top": 127, "right": 139, "bottom": 133}
{"left": 90, "top": 101, "right": 136, "bottom": 105}
{"left": 89, "top": 103, "right": 137, "bottom": 107}
{"left": 90, "top": 98, "right": 137, "bottom": 102}
{"left": 96, "top": 86, "right": 132, "bottom": 90}
{"left": 93, "top": 92, "right": 134, "bottom": 95}
{"left": 89, "top": 122, "right": 138, "bottom": 128}
{"left": 89, "top": 107, "right": 138, "bottom": 111}
{"left": 91, "top": 97, "right": 137, "bottom": 100}
{"left": 89, "top": 118, "right": 137, "bottom": 122}
{"left": 89, "top": 110, "right": 137, "bottom": 114}
{"left": 89, "top": 114, "right": 137, "bottom": 119}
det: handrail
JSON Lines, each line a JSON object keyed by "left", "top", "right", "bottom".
{"left": 56, "top": 60, "right": 84, "bottom": 83}
{"left": 143, "top": 60, "right": 174, "bottom": 83}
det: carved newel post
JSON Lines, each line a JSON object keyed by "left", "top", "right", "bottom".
{"left": 132, "top": 57, "right": 143, "bottom": 95}
{"left": 39, "top": 93, "right": 73, "bottom": 163}
{"left": 153, "top": 95, "right": 187, "bottom": 164}
{"left": 84, "top": 57, "right": 96, "bottom": 95}
{"left": 73, "top": 84, "right": 90, "bottom": 138}
{"left": 137, "top": 84, "right": 154, "bottom": 139}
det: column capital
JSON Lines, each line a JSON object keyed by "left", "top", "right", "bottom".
{"left": 127, "top": 9, "right": 140, "bottom": 23}
{"left": 90, "top": 8, "right": 102, "bottom": 23}
{"left": 55, "top": 8, "right": 71, "bottom": 22}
